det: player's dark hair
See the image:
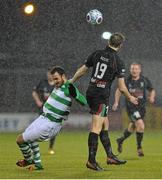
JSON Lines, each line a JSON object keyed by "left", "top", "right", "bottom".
{"left": 109, "top": 33, "right": 125, "bottom": 48}
{"left": 50, "top": 66, "right": 65, "bottom": 75}
{"left": 131, "top": 62, "right": 142, "bottom": 68}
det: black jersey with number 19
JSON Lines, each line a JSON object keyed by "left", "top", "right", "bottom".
{"left": 85, "top": 47, "right": 125, "bottom": 104}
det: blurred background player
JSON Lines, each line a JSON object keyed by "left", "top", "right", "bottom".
{"left": 71, "top": 33, "right": 138, "bottom": 171}
{"left": 16, "top": 66, "right": 87, "bottom": 170}
{"left": 112, "top": 62, "right": 156, "bottom": 156}
{"left": 32, "top": 68, "right": 56, "bottom": 154}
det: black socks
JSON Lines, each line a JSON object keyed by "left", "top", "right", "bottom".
{"left": 136, "top": 132, "right": 143, "bottom": 149}
{"left": 88, "top": 132, "right": 98, "bottom": 163}
{"left": 100, "top": 130, "right": 112, "bottom": 157}
{"left": 119, "top": 129, "right": 132, "bottom": 143}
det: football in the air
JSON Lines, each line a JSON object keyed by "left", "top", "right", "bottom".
{"left": 86, "top": 9, "right": 103, "bottom": 25}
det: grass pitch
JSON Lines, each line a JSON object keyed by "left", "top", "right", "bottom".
{"left": 0, "top": 130, "right": 162, "bottom": 179}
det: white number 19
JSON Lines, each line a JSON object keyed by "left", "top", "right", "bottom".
{"left": 94, "top": 62, "right": 107, "bottom": 79}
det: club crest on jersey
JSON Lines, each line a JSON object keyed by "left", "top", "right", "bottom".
{"left": 140, "top": 82, "right": 144, "bottom": 87}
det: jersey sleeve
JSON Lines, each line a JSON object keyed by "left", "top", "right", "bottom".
{"left": 124, "top": 77, "right": 128, "bottom": 87}
{"left": 84, "top": 51, "right": 97, "bottom": 68}
{"left": 68, "top": 83, "right": 87, "bottom": 106}
{"left": 145, "top": 77, "right": 154, "bottom": 91}
{"left": 116, "top": 58, "right": 126, "bottom": 78}
{"left": 33, "top": 81, "right": 42, "bottom": 92}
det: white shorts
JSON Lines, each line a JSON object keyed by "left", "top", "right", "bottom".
{"left": 23, "top": 115, "right": 62, "bottom": 142}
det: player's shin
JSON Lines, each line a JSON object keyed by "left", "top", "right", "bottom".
{"left": 136, "top": 132, "right": 144, "bottom": 156}
{"left": 29, "top": 142, "right": 42, "bottom": 166}
{"left": 136, "top": 132, "right": 143, "bottom": 149}
{"left": 99, "top": 130, "right": 112, "bottom": 156}
{"left": 100, "top": 130, "right": 127, "bottom": 164}
{"left": 17, "top": 142, "right": 33, "bottom": 163}
{"left": 119, "top": 128, "right": 132, "bottom": 142}
{"left": 88, "top": 132, "right": 98, "bottom": 163}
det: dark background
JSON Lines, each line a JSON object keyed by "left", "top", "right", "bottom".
{"left": 0, "top": 0, "right": 161, "bottom": 112}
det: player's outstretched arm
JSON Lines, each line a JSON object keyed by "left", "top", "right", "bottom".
{"left": 32, "top": 91, "right": 43, "bottom": 108}
{"left": 70, "top": 65, "right": 88, "bottom": 83}
{"left": 112, "top": 88, "right": 122, "bottom": 111}
{"left": 118, "top": 77, "right": 138, "bottom": 105}
{"left": 67, "top": 82, "right": 87, "bottom": 106}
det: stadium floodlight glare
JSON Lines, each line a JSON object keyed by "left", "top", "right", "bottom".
{"left": 102, "top": 31, "right": 112, "bottom": 40}
{"left": 24, "top": 4, "right": 34, "bottom": 15}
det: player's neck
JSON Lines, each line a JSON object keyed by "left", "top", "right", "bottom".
{"left": 132, "top": 76, "right": 140, "bottom": 80}
{"left": 63, "top": 78, "right": 68, "bottom": 84}
{"left": 108, "top": 45, "right": 119, "bottom": 51}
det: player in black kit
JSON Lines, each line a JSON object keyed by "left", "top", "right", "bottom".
{"left": 32, "top": 69, "right": 56, "bottom": 155}
{"left": 71, "top": 33, "right": 138, "bottom": 171}
{"left": 112, "top": 62, "right": 155, "bottom": 156}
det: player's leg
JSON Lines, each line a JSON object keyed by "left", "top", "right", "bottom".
{"left": 86, "top": 98, "right": 105, "bottom": 171}
{"left": 29, "top": 142, "right": 43, "bottom": 170}
{"left": 135, "top": 119, "right": 145, "bottom": 156}
{"left": 99, "top": 116, "right": 112, "bottom": 156}
{"left": 16, "top": 115, "right": 62, "bottom": 170}
{"left": 48, "top": 136, "right": 56, "bottom": 154}
{"left": 16, "top": 134, "right": 34, "bottom": 167}
{"left": 116, "top": 121, "right": 135, "bottom": 153}
{"left": 86, "top": 114, "right": 104, "bottom": 171}
{"left": 28, "top": 118, "right": 61, "bottom": 170}
{"left": 100, "top": 117, "right": 126, "bottom": 165}
{"left": 16, "top": 116, "right": 45, "bottom": 170}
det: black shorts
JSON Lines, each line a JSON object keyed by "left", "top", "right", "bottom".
{"left": 86, "top": 96, "right": 109, "bottom": 117}
{"left": 127, "top": 108, "right": 146, "bottom": 122}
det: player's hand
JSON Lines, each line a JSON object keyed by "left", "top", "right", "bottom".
{"left": 112, "top": 103, "right": 118, "bottom": 111}
{"left": 36, "top": 101, "right": 43, "bottom": 108}
{"left": 148, "top": 97, "right": 155, "bottom": 104}
{"left": 129, "top": 96, "right": 138, "bottom": 105}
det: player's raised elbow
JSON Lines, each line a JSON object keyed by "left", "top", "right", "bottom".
{"left": 118, "top": 86, "right": 127, "bottom": 93}
{"left": 118, "top": 83, "right": 126, "bottom": 93}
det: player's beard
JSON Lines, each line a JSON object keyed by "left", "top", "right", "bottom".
{"left": 55, "top": 79, "right": 64, "bottom": 88}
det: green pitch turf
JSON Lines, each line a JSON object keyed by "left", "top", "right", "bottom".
{"left": 0, "top": 130, "right": 162, "bottom": 179}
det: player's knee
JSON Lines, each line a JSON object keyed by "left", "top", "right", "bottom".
{"left": 128, "top": 127, "right": 134, "bottom": 133}
{"left": 136, "top": 124, "right": 145, "bottom": 132}
{"left": 140, "top": 125, "right": 145, "bottom": 131}
{"left": 16, "top": 134, "right": 24, "bottom": 145}
{"left": 135, "top": 120, "right": 144, "bottom": 130}
{"left": 91, "top": 126, "right": 102, "bottom": 134}
{"left": 128, "top": 123, "right": 135, "bottom": 132}
{"left": 141, "top": 122, "right": 145, "bottom": 130}
{"left": 91, "top": 129, "right": 101, "bottom": 135}
{"left": 16, "top": 135, "right": 21, "bottom": 145}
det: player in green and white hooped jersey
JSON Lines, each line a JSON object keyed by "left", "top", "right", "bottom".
{"left": 16, "top": 66, "right": 87, "bottom": 171}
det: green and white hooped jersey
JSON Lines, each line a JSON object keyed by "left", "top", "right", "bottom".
{"left": 43, "top": 86, "right": 72, "bottom": 121}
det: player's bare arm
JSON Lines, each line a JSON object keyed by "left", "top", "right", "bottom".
{"left": 112, "top": 88, "right": 122, "bottom": 111}
{"left": 118, "top": 77, "right": 138, "bottom": 105}
{"left": 148, "top": 89, "right": 156, "bottom": 104}
{"left": 70, "top": 65, "right": 89, "bottom": 83}
{"left": 32, "top": 91, "right": 43, "bottom": 108}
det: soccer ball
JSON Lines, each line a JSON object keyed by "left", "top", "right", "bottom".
{"left": 86, "top": 9, "right": 103, "bottom": 25}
